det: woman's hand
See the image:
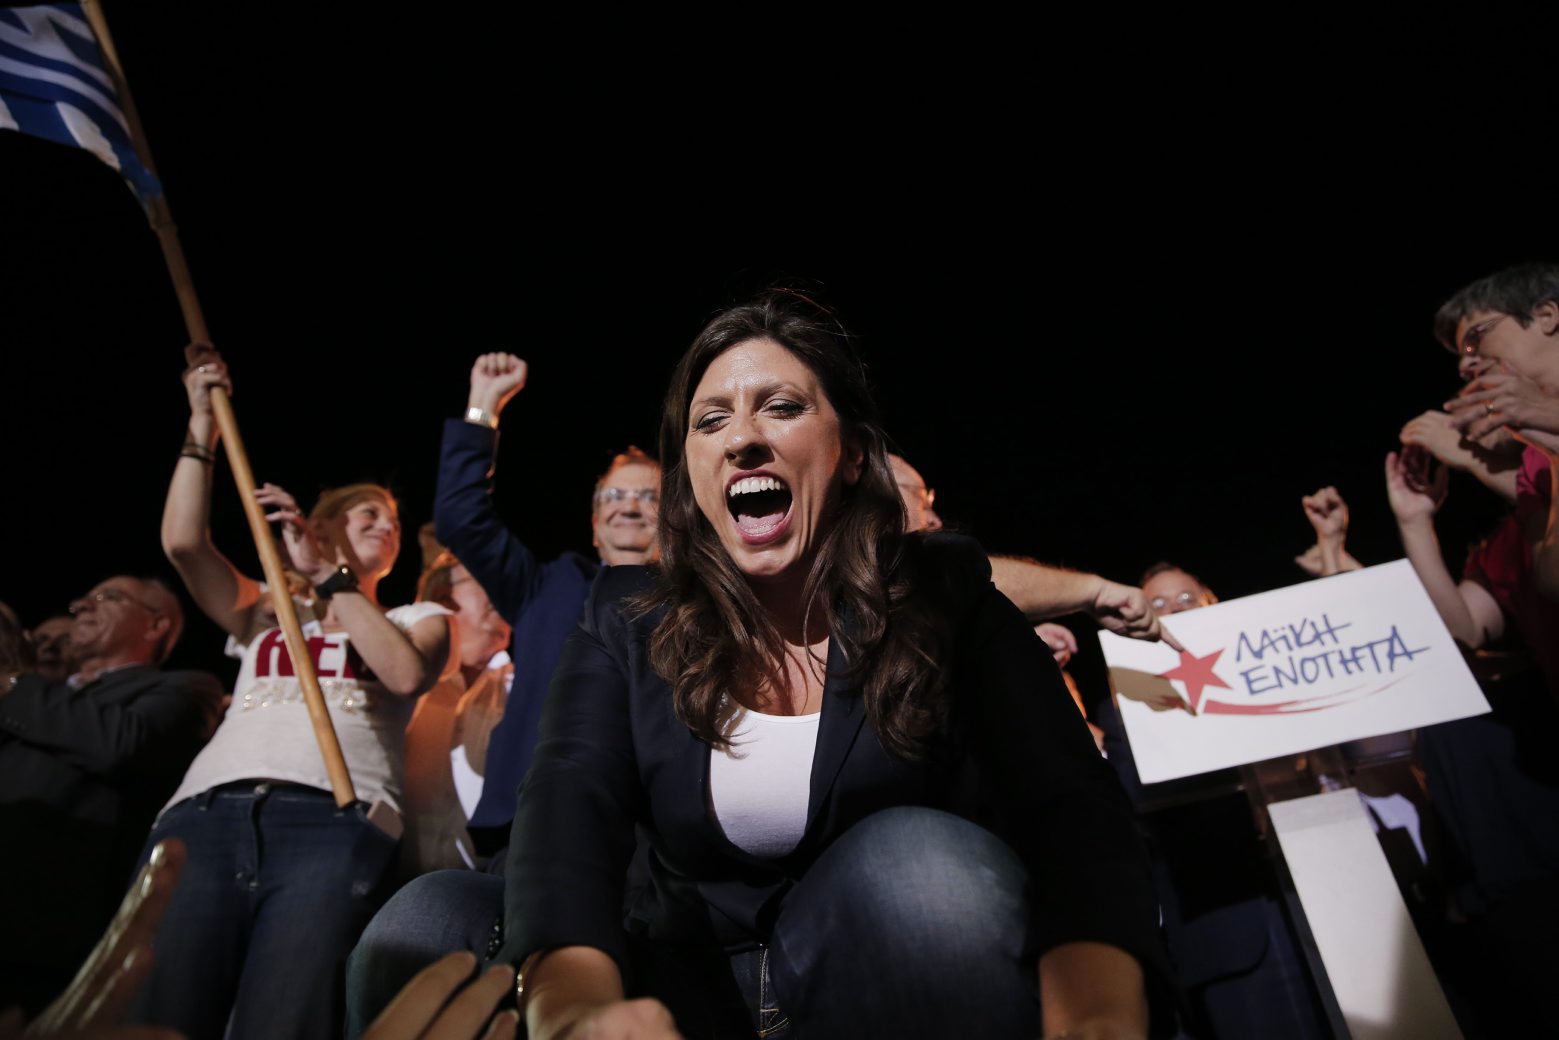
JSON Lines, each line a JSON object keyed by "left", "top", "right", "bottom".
{"left": 1446, "top": 360, "right": 1559, "bottom": 442}
{"left": 1399, "top": 410, "right": 1478, "bottom": 470}
{"left": 1385, "top": 451, "right": 1445, "bottom": 526}
{"left": 10, "top": 840, "right": 187, "bottom": 1038}
{"left": 254, "top": 483, "right": 335, "bottom": 582}
{"left": 468, "top": 354, "right": 528, "bottom": 420}
{"left": 545, "top": 1000, "right": 680, "bottom": 1040}
{"left": 181, "top": 343, "right": 232, "bottom": 421}
{"left": 362, "top": 952, "right": 518, "bottom": 1040}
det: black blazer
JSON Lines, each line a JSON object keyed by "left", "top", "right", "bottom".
{"left": 0, "top": 665, "right": 223, "bottom": 964}
{"left": 499, "top": 534, "right": 1171, "bottom": 1012}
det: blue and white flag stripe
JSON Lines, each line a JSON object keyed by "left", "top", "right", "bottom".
{"left": 0, "top": 4, "right": 161, "bottom": 206}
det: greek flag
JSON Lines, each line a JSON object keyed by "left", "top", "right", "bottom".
{"left": 0, "top": 3, "right": 161, "bottom": 207}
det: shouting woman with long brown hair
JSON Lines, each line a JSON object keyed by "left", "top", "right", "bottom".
{"left": 492, "top": 288, "right": 1173, "bottom": 1039}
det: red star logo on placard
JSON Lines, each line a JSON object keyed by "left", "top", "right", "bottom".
{"left": 1157, "top": 647, "right": 1231, "bottom": 713}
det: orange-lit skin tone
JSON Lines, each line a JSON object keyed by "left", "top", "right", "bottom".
{"left": 1444, "top": 306, "right": 1559, "bottom": 602}
{"left": 447, "top": 563, "right": 511, "bottom": 682}
{"left": 591, "top": 462, "right": 660, "bottom": 566}
{"left": 162, "top": 344, "right": 449, "bottom": 698}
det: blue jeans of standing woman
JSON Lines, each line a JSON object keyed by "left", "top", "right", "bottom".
{"left": 131, "top": 782, "right": 400, "bottom": 1040}
{"left": 347, "top": 807, "right": 1039, "bottom": 1037}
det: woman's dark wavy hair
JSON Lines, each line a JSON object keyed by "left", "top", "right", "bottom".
{"left": 638, "top": 287, "right": 951, "bottom": 760}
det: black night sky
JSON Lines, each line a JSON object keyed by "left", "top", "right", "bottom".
{"left": 1, "top": 6, "right": 1547, "bottom": 689}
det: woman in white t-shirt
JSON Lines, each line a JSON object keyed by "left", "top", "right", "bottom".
{"left": 134, "top": 344, "right": 453, "bottom": 1040}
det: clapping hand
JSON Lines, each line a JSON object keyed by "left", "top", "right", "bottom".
{"left": 254, "top": 484, "right": 336, "bottom": 582}
{"left": 1446, "top": 360, "right": 1559, "bottom": 445}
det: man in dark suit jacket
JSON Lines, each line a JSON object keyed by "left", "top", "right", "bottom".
{"left": 0, "top": 575, "right": 223, "bottom": 1016}
{"left": 434, "top": 352, "right": 659, "bottom": 846}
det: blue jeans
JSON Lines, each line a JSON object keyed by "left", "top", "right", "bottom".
{"left": 345, "top": 868, "right": 506, "bottom": 1037}
{"left": 131, "top": 783, "right": 399, "bottom": 1040}
{"left": 347, "top": 807, "right": 1038, "bottom": 1037}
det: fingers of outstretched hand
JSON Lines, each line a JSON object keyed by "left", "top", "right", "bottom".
{"left": 254, "top": 484, "right": 301, "bottom": 517}
{"left": 576, "top": 1000, "right": 682, "bottom": 1040}
{"left": 36, "top": 839, "right": 186, "bottom": 1032}
{"left": 478, "top": 1010, "right": 519, "bottom": 1040}
{"left": 362, "top": 950, "right": 481, "bottom": 1040}
{"left": 426, "top": 963, "right": 515, "bottom": 1040}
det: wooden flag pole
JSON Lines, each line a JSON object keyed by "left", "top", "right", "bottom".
{"left": 81, "top": 0, "right": 357, "bottom": 806}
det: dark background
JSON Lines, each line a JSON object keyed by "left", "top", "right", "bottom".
{"left": 1, "top": 6, "right": 1546, "bottom": 684}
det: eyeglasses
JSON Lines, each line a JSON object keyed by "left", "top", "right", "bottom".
{"left": 70, "top": 587, "right": 158, "bottom": 615}
{"left": 1149, "top": 591, "right": 1202, "bottom": 612}
{"left": 1453, "top": 314, "right": 1510, "bottom": 357}
{"left": 594, "top": 487, "right": 659, "bottom": 507}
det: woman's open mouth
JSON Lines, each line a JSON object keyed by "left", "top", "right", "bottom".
{"left": 727, "top": 475, "right": 793, "bottom": 544}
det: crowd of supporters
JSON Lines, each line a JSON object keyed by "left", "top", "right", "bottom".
{"left": 3, "top": 264, "right": 1558, "bottom": 1038}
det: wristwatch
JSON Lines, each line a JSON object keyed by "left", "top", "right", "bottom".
{"left": 313, "top": 565, "right": 359, "bottom": 600}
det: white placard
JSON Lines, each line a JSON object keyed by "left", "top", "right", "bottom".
{"left": 1269, "top": 791, "right": 1462, "bottom": 1039}
{"left": 1099, "top": 560, "right": 1489, "bottom": 783}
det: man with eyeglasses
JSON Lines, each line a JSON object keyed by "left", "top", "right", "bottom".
{"left": 345, "top": 355, "right": 661, "bottom": 1029}
{"left": 0, "top": 575, "right": 222, "bottom": 1015}
{"left": 433, "top": 353, "right": 660, "bottom": 846}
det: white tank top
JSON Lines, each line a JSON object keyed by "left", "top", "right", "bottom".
{"left": 709, "top": 707, "right": 821, "bottom": 858}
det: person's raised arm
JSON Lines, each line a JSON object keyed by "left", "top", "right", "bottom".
{"left": 1299, "top": 486, "right": 1357, "bottom": 577}
{"left": 1385, "top": 451, "right": 1503, "bottom": 648}
{"left": 434, "top": 354, "right": 540, "bottom": 621}
{"left": 161, "top": 345, "right": 263, "bottom": 639}
{"left": 988, "top": 556, "right": 1184, "bottom": 651}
